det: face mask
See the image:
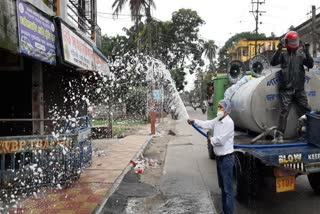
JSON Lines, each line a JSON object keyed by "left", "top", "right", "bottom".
{"left": 217, "top": 110, "right": 224, "bottom": 118}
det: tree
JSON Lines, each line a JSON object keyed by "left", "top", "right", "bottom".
{"left": 169, "top": 9, "right": 205, "bottom": 76}
{"left": 170, "top": 68, "right": 186, "bottom": 92}
{"left": 123, "top": 9, "right": 206, "bottom": 91}
{"left": 105, "top": 8, "right": 209, "bottom": 91}
{"left": 100, "top": 34, "right": 135, "bottom": 60}
{"left": 204, "top": 40, "right": 218, "bottom": 72}
{"left": 112, "top": 0, "right": 156, "bottom": 24}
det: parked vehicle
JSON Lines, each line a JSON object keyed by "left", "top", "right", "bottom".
{"left": 204, "top": 59, "right": 320, "bottom": 204}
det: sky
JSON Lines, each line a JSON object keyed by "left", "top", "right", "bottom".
{"left": 96, "top": 0, "right": 319, "bottom": 90}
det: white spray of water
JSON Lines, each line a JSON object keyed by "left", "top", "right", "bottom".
{"left": 144, "top": 58, "right": 189, "bottom": 120}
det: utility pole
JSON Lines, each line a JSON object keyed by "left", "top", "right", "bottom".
{"left": 311, "top": 5, "right": 317, "bottom": 58}
{"left": 150, "top": 64, "right": 156, "bottom": 135}
{"left": 91, "top": 0, "right": 97, "bottom": 42}
{"left": 250, "top": 0, "right": 266, "bottom": 55}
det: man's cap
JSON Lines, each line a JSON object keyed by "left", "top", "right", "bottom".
{"left": 219, "top": 99, "right": 231, "bottom": 113}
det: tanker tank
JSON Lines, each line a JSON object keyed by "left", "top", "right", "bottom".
{"left": 228, "top": 68, "right": 320, "bottom": 138}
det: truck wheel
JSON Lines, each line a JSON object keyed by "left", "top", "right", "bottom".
{"left": 235, "top": 154, "right": 262, "bottom": 206}
{"left": 207, "top": 141, "right": 215, "bottom": 160}
{"left": 308, "top": 172, "right": 320, "bottom": 194}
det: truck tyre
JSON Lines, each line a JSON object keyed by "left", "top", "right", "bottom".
{"left": 235, "top": 154, "right": 262, "bottom": 206}
{"left": 308, "top": 172, "right": 320, "bottom": 194}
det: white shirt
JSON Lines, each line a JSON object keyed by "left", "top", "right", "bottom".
{"left": 195, "top": 115, "right": 234, "bottom": 156}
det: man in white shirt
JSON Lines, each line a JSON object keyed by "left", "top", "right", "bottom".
{"left": 187, "top": 99, "right": 235, "bottom": 214}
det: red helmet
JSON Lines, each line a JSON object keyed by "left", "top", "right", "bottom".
{"left": 284, "top": 31, "right": 299, "bottom": 50}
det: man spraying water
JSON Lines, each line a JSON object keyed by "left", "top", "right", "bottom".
{"left": 187, "top": 99, "right": 235, "bottom": 214}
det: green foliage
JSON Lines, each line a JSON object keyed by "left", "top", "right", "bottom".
{"left": 112, "top": 119, "right": 147, "bottom": 137}
{"left": 101, "top": 8, "right": 207, "bottom": 92}
{"left": 217, "top": 48, "right": 228, "bottom": 72}
{"left": 125, "top": 86, "right": 148, "bottom": 116}
{"left": 189, "top": 70, "right": 215, "bottom": 108}
{"left": 170, "top": 68, "right": 186, "bottom": 92}
{"left": 169, "top": 9, "right": 205, "bottom": 75}
{"left": 204, "top": 40, "right": 218, "bottom": 72}
{"left": 92, "top": 119, "right": 108, "bottom": 126}
{"left": 100, "top": 34, "right": 134, "bottom": 57}
{"left": 112, "top": 0, "right": 156, "bottom": 23}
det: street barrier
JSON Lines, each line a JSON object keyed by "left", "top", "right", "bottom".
{"left": 0, "top": 116, "right": 92, "bottom": 197}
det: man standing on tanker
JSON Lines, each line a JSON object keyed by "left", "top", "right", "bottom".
{"left": 270, "top": 31, "right": 314, "bottom": 142}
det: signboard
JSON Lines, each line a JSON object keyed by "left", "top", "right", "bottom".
{"left": 0, "top": 136, "right": 74, "bottom": 154}
{"left": 93, "top": 51, "right": 110, "bottom": 75}
{"left": 153, "top": 89, "right": 162, "bottom": 101}
{"left": 16, "top": 0, "right": 56, "bottom": 65}
{"left": 61, "top": 22, "right": 94, "bottom": 70}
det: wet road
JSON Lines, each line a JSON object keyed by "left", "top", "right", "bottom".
{"left": 159, "top": 107, "right": 216, "bottom": 213}
{"left": 102, "top": 107, "right": 320, "bottom": 214}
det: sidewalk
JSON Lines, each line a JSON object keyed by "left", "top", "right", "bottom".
{"left": 10, "top": 132, "right": 152, "bottom": 214}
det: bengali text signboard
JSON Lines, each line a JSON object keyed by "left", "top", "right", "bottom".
{"left": 61, "top": 22, "right": 94, "bottom": 70}
{"left": 16, "top": 0, "right": 56, "bottom": 65}
{"left": 93, "top": 52, "right": 110, "bottom": 75}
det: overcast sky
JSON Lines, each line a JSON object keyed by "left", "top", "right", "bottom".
{"left": 96, "top": 0, "right": 319, "bottom": 91}
{"left": 97, "top": 0, "right": 319, "bottom": 47}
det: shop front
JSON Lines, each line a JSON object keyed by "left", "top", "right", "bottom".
{"left": 0, "top": 0, "right": 108, "bottom": 196}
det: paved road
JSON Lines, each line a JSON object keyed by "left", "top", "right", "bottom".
{"left": 103, "top": 106, "right": 320, "bottom": 214}
{"left": 158, "top": 106, "right": 216, "bottom": 213}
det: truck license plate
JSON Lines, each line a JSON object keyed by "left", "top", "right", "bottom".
{"left": 276, "top": 176, "right": 295, "bottom": 193}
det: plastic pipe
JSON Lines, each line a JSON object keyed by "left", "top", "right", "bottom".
{"left": 191, "top": 123, "right": 307, "bottom": 149}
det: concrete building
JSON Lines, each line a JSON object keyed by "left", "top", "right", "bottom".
{"left": 0, "top": 0, "right": 108, "bottom": 193}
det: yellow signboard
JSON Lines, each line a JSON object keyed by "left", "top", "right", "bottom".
{"left": 0, "top": 137, "right": 74, "bottom": 154}
{"left": 276, "top": 176, "right": 295, "bottom": 193}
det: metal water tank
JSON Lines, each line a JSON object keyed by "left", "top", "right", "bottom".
{"left": 229, "top": 70, "right": 320, "bottom": 138}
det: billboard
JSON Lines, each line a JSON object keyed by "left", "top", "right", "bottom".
{"left": 60, "top": 22, "right": 94, "bottom": 70}
{"left": 93, "top": 51, "right": 110, "bottom": 75}
{"left": 61, "top": 21, "right": 110, "bottom": 75}
{"left": 16, "top": 0, "right": 56, "bottom": 65}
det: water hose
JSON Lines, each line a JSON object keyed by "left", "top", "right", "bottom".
{"left": 191, "top": 123, "right": 308, "bottom": 149}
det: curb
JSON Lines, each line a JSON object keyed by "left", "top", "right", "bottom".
{"left": 94, "top": 135, "right": 153, "bottom": 214}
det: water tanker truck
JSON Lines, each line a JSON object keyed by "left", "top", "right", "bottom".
{"left": 202, "top": 56, "right": 320, "bottom": 204}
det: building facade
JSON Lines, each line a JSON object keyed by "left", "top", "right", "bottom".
{"left": 0, "top": 0, "right": 108, "bottom": 194}
{"left": 227, "top": 38, "right": 280, "bottom": 62}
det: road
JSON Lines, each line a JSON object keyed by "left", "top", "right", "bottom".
{"left": 103, "top": 106, "right": 320, "bottom": 214}
{"left": 158, "top": 106, "right": 216, "bottom": 213}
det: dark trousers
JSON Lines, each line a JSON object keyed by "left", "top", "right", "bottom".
{"left": 216, "top": 154, "right": 235, "bottom": 214}
{"left": 278, "top": 89, "right": 311, "bottom": 134}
